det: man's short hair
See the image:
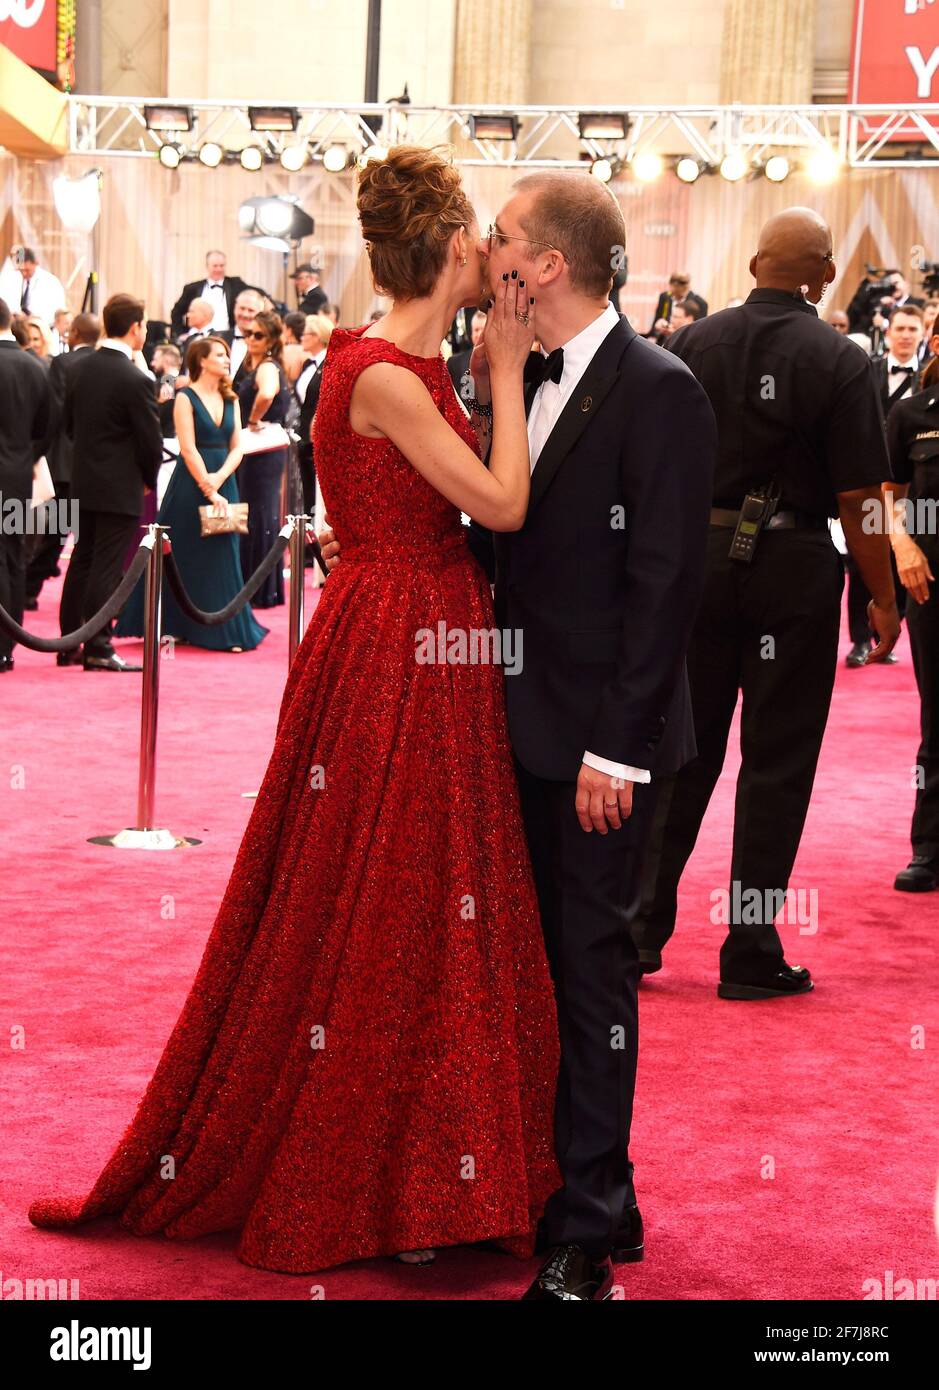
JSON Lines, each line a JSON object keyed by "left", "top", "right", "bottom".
{"left": 156, "top": 342, "right": 182, "bottom": 363}
{"left": 889, "top": 303, "right": 924, "bottom": 325}
{"left": 512, "top": 172, "right": 626, "bottom": 298}
{"left": 235, "top": 288, "right": 264, "bottom": 310}
{"left": 206, "top": 249, "right": 226, "bottom": 262}
{"left": 103, "top": 293, "right": 146, "bottom": 338}
{"left": 69, "top": 312, "right": 101, "bottom": 346}
{"left": 669, "top": 272, "right": 691, "bottom": 289}
{"left": 0, "top": 297, "right": 11, "bottom": 331}
{"left": 678, "top": 299, "right": 702, "bottom": 321}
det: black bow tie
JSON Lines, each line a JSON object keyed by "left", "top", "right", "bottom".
{"left": 893, "top": 364, "right": 917, "bottom": 375}
{"left": 525, "top": 347, "right": 564, "bottom": 388}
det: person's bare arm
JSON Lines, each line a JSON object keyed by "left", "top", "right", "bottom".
{"left": 173, "top": 392, "right": 228, "bottom": 513}
{"left": 884, "top": 481, "right": 934, "bottom": 606}
{"left": 838, "top": 486, "right": 900, "bottom": 661}
{"left": 246, "top": 361, "right": 279, "bottom": 426}
{"left": 350, "top": 275, "right": 533, "bottom": 531}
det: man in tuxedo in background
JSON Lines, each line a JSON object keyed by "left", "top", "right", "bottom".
{"left": 446, "top": 308, "right": 487, "bottom": 397}
{"left": 170, "top": 250, "right": 248, "bottom": 339}
{"left": 324, "top": 175, "right": 716, "bottom": 1298}
{"left": 648, "top": 270, "right": 708, "bottom": 338}
{"left": 0, "top": 296, "right": 52, "bottom": 673}
{"left": 175, "top": 296, "right": 215, "bottom": 350}
{"left": 223, "top": 287, "right": 266, "bottom": 385}
{"left": 59, "top": 294, "right": 163, "bottom": 672}
{"left": 0, "top": 246, "right": 66, "bottom": 327}
{"left": 25, "top": 313, "right": 102, "bottom": 613}
{"left": 292, "top": 260, "right": 328, "bottom": 315}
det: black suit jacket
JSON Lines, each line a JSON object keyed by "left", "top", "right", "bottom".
{"left": 299, "top": 285, "right": 328, "bottom": 316}
{"left": 170, "top": 276, "right": 249, "bottom": 338}
{"left": 469, "top": 315, "right": 717, "bottom": 781}
{"left": 66, "top": 347, "right": 163, "bottom": 516}
{"left": 298, "top": 357, "right": 324, "bottom": 462}
{"left": 44, "top": 345, "right": 95, "bottom": 485}
{"left": 447, "top": 348, "right": 472, "bottom": 394}
{"left": 872, "top": 355, "right": 921, "bottom": 415}
{"left": 0, "top": 339, "right": 51, "bottom": 503}
{"left": 648, "top": 289, "right": 708, "bottom": 334}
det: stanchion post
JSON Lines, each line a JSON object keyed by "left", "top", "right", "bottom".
{"left": 287, "top": 514, "right": 309, "bottom": 668}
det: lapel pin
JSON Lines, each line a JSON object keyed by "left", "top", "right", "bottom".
{"left": 580, "top": 395, "right": 592, "bottom": 412}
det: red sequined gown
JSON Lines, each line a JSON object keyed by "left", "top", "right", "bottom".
{"left": 28, "top": 326, "right": 560, "bottom": 1274}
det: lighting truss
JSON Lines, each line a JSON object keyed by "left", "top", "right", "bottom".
{"left": 68, "top": 99, "right": 939, "bottom": 170}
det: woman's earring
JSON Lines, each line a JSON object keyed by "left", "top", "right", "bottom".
{"left": 460, "top": 255, "right": 467, "bottom": 266}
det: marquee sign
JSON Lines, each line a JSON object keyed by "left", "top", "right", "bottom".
{"left": 0, "top": 0, "right": 57, "bottom": 73}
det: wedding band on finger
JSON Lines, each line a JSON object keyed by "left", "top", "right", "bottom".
{"left": 515, "top": 312, "right": 529, "bottom": 324}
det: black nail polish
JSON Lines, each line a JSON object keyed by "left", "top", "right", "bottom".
{"left": 502, "top": 273, "right": 508, "bottom": 281}
{"left": 511, "top": 270, "right": 518, "bottom": 279}
{"left": 529, "top": 296, "right": 534, "bottom": 305}
{"left": 519, "top": 280, "right": 525, "bottom": 287}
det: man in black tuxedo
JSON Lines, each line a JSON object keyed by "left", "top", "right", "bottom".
{"left": 446, "top": 308, "right": 487, "bottom": 400}
{"left": 845, "top": 302, "right": 923, "bottom": 665}
{"left": 648, "top": 270, "right": 708, "bottom": 337}
{"left": 322, "top": 175, "right": 716, "bottom": 1299}
{"left": 59, "top": 293, "right": 163, "bottom": 672}
{"left": 220, "top": 287, "right": 266, "bottom": 387}
{"left": 291, "top": 261, "right": 328, "bottom": 316}
{"left": 0, "top": 296, "right": 52, "bottom": 672}
{"left": 25, "top": 312, "right": 102, "bottom": 610}
{"left": 170, "top": 250, "right": 248, "bottom": 339}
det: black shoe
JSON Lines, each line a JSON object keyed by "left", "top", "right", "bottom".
{"left": 535, "top": 1204, "right": 643, "bottom": 1264}
{"left": 0, "top": 655, "right": 14, "bottom": 673}
{"left": 883, "top": 651, "right": 898, "bottom": 664}
{"left": 56, "top": 649, "right": 84, "bottom": 667}
{"left": 23, "top": 597, "right": 38, "bottom": 611}
{"left": 894, "top": 856, "right": 938, "bottom": 892}
{"left": 83, "top": 653, "right": 143, "bottom": 672}
{"left": 718, "top": 963, "right": 813, "bottom": 1000}
{"left": 522, "top": 1245, "right": 614, "bottom": 1301}
{"left": 638, "top": 949, "right": 662, "bottom": 976}
{"left": 846, "top": 641, "right": 871, "bottom": 668}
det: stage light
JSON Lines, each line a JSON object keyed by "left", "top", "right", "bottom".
{"left": 764, "top": 155, "right": 790, "bottom": 183}
{"left": 675, "top": 157, "right": 700, "bottom": 183}
{"left": 249, "top": 106, "right": 299, "bottom": 133}
{"left": 238, "top": 196, "right": 315, "bottom": 253}
{"left": 720, "top": 151, "right": 748, "bottom": 182}
{"left": 158, "top": 144, "right": 182, "bottom": 169}
{"left": 806, "top": 147, "right": 840, "bottom": 184}
{"left": 468, "top": 113, "right": 519, "bottom": 142}
{"left": 198, "top": 142, "right": 223, "bottom": 168}
{"left": 591, "top": 157, "right": 615, "bottom": 183}
{"left": 280, "top": 145, "right": 307, "bottom": 172}
{"left": 632, "top": 151, "right": 664, "bottom": 183}
{"left": 323, "top": 145, "right": 349, "bottom": 173}
{"left": 358, "top": 144, "right": 388, "bottom": 166}
{"left": 240, "top": 146, "right": 264, "bottom": 171}
{"left": 53, "top": 170, "right": 102, "bottom": 232}
{"left": 578, "top": 113, "right": 629, "bottom": 141}
{"left": 144, "top": 104, "right": 193, "bottom": 133}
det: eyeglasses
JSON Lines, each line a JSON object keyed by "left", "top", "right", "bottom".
{"left": 244, "top": 330, "right": 268, "bottom": 341}
{"left": 487, "top": 223, "right": 559, "bottom": 255}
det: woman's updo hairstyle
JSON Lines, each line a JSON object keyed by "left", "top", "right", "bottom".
{"left": 357, "top": 144, "right": 474, "bottom": 301}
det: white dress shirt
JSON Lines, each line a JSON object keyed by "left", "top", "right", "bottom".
{"left": 886, "top": 351, "right": 919, "bottom": 401}
{"left": 295, "top": 346, "right": 327, "bottom": 404}
{"left": 99, "top": 338, "right": 133, "bottom": 359}
{"left": 229, "top": 332, "right": 248, "bottom": 378}
{"left": 0, "top": 259, "right": 67, "bottom": 326}
{"left": 203, "top": 279, "right": 230, "bottom": 332}
{"left": 527, "top": 300, "right": 650, "bottom": 785}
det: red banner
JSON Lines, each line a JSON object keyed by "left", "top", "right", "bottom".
{"left": 850, "top": 0, "right": 939, "bottom": 104}
{"left": 0, "top": 0, "right": 57, "bottom": 73}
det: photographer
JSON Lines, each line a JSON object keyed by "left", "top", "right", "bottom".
{"left": 848, "top": 267, "right": 923, "bottom": 350}
{"left": 151, "top": 342, "right": 184, "bottom": 438}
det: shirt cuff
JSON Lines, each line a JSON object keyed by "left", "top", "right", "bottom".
{"left": 583, "top": 751, "right": 651, "bottom": 784}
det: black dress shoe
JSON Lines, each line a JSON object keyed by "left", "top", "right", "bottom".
{"left": 522, "top": 1245, "right": 614, "bottom": 1301}
{"left": 56, "top": 649, "right": 84, "bottom": 667}
{"left": 0, "top": 655, "right": 14, "bottom": 673}
{"left": 894, "top": 856, "right": 938, "bottom": 892}
{"left": 83, "top": 653, "right": 143, "bottom": 672}
{"left": 638, "top": 949, "right": 662, "bottom": 976}
{"left": 846, "top": 641, "right": 870, "bottom": 668}
{"left": 535, "top": 1204, "right": 643, "bottom": 1264}
{"left": 718, "top": 963, "right": 813, "bottom": 1000}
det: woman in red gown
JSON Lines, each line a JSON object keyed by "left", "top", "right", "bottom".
{"left": 28, "top": 146, "right": 560, "bottom": 1276}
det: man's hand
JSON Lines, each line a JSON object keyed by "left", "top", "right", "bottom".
{"left": 318, "top": 523, "right": 340, "bottom": 572}
{"left": 893, "top": 534, "right": 934, "bottom": 606}
{"left": 575, "top": 764, "right": 634, "bottom": 834}
{"left": 865, "top": 598, "right": 902, "bottom": 663}
{"left": 654, "top": 317, "right": 670, "bottom": 335}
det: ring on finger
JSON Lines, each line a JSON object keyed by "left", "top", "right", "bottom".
{"left": 515, "top": 312, "right": 529, "bottom": 324}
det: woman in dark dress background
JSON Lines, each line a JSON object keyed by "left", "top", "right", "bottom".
{"left": 236, "top": 310, "right": 291, "bottom": 608}
{"left": 116, "top": 336, "right": 268, "bottom": 652}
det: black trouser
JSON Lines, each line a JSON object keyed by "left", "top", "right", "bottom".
{"left": 515, "top": 758, "right": 656, "bottom": 1260}
{"left": 25, "top": 482, "right": 71, "bottom": 601}
{"left": 0, "top": 528, "right": 27, "bottom": 661}
{"left": 907, "top": 533, "right": 939, "bottom": 859}
{"left": 59, "top": 509, "right": 138, "bottom": 659}
{"left": 845, "top": 550, "right": 906, "bottom": 644}
{"left": 632, "top": 527, "right": 843, "bottom": 984}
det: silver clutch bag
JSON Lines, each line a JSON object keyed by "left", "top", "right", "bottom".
{"left": 198, "top": 501, "right": 249, "bottom": 536}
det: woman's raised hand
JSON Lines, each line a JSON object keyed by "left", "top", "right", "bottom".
{"left": 483, "top": 270, "right": 535, "bottom": 376}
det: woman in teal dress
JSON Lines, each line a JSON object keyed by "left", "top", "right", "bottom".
{"left": 116, "top": 336, "right": 268, "bottom": 652}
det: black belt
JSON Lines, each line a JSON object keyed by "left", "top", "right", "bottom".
{"left": 710, "top": 507, "right": 828, "bottom": 531}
